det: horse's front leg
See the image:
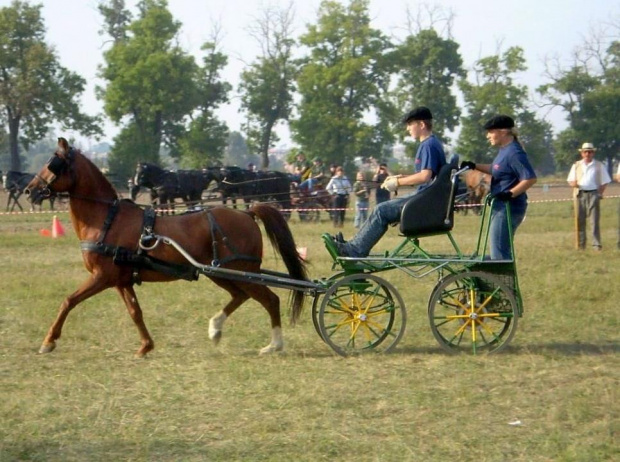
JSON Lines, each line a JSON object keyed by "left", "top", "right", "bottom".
{"left": 39, "top": 274, "right": 110, "bottom": 354}
{"left": 116, "top": 285, "right": 154, "bottom": 357}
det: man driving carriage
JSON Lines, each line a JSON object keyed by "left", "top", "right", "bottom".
{"left": 328, "top": 106, "right": 446, "bottom": 257}
{"left": 298, "top": 157, "right": 326, "bottom": 194}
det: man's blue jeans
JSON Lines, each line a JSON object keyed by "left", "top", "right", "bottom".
{"left": 343, "top": 193, "right": 414, "bottom": 257}
{"left": 489, "top": 201, "right": 527, "bottom": 260}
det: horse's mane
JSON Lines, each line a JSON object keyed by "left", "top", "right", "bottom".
{"left": 74, "top": 149, "right": 119, "bottom": 198}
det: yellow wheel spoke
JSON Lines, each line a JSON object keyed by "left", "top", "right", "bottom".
{"left": 445, "top": 293, "right": 470, "bottom": 312}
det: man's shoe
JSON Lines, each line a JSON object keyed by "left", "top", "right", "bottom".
{"left": 334, "top": 241, "right": 350, "bottom": 257}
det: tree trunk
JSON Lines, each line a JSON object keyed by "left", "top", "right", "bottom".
{"left": 260, "top": 119, "right": 275, "bottom": 169}
{"left": 8, "top": 112, "right": 21, "bottom": 171}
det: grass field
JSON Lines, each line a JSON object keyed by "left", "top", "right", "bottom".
{"left": 1, "top": 186, "right": 619, "bottom": 461}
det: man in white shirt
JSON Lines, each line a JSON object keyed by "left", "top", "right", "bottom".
{"left": 326, "top": 166, "right": 352, "bottom": 227}
{"left": 567, "top": 142, "right": 612, "bottom": 250}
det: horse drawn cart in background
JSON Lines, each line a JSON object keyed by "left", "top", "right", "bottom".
{"left": 290, "top": 183, "right": 333, "bottom": 222}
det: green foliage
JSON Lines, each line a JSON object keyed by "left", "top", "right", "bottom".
{"left": 457, "top": 47, "right": 550, "bottom": 167}
{"left": 177, "top": 41, "right": 231, "bottom": 167}
{"left": 389, "top": 29, "right": 465, "bottom": 144}
{"left": 0, "top": 0, "right": 101, "bottom": 171}
{"left": 97, "top": 0, "right": 132, "bottom": 43}
{"left": 107, "top": 122, "right": 157, "bottom": 180}
{"left": 98, "top": 0, "right": 199, "bottom": 160}
{"left": 177, "top": 114, "right": 228, "bottom": 168}
{"left": 292, "top": 0, "right": 392, "bottom": 166}
{"left": 538, "top": 35, "right": 618, "bottom": 173}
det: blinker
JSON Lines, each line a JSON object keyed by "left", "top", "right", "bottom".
{"left": 47, "top": 156, "right": 67, "bottom": 176}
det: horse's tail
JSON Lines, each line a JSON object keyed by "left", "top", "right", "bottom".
{"left": 249, "top": 204, "right": 308, "bottom": 325}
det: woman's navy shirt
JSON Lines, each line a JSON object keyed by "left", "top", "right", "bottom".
{"left": 491, "top": 140, "right": 537, "bottom": 207}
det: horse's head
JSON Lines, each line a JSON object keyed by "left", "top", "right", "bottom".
{"left": 26, "top": 138, "right": 75, "bottom": 205}
{"left": 134, "top": 162, "right": 163, "bottom": 188}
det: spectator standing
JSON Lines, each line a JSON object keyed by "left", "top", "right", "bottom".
{"left": 373, "top": 163, "right": 391, "bottom": 204}
{"left": 326, "top": 166, "right": 352, "bottom": 227}
{"left": 353, "top": 172, "right": 370, "bottom": 228}
{"left": 567, "top": 143, "right": 612, "bottom": 251}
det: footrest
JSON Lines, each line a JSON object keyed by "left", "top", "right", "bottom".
{"left": 322, "top": 233, "right": 340, "bottom": 262}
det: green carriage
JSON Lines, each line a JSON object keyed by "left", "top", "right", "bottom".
{"left": 314, "top": 159, "right": 523, "bottom": 356}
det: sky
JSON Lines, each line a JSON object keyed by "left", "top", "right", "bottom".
{"left": 6, "top": 0, "right": 618, "bottom": 148}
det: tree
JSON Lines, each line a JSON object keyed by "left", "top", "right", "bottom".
{"left": 224, "top": 131, "right": 257, "bottom": 167}
{"left": 457, "top": 47, "right": 552, "bottom": 168}
{"left": 0, "top": 0, "right": 101, "bottom": 171}
{"left": 389, "top": 5, "right": 464, "bottom": 145}
{"left": 389, "top": 28, "right": 464, "bottom": 152}
{"left": 98, "top": 0, "right": 132, "bottom": 44}
{"left": 539, "top": 26, "right": 619, "bottom": 171}
{"left": 238, "top": 3, "right": 297, "bottom": 169}
{"left": 177, "top": 36, "right": 231, "bottom": 168}
{"left": 292, "top": 0, "right": 392, "bottom": 167}
{"left": 97, "top": 0, "right": 198, "bottom": 177}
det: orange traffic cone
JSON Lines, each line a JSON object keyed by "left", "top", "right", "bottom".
{"left": 52, "top": 215, "right": 65, "bottom": 238}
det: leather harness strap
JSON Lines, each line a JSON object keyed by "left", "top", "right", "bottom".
{"left": 79, "top": 204, "right": 260, "bottom": 284}
{"left": 207, "top": 210, "right": 261, "bottom": 267}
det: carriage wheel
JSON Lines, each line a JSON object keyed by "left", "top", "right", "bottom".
{"left": 298, "top": 201, "right": 321, "bottom": 222}
{"left": 428, "top": 271, "right": 518, "bottom": 355}
{"left": 317, "top": 274, "right": 407, "bottom": 356}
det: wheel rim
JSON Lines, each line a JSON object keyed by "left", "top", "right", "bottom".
{"left": 318, "top": 274, "right": 407, "bottom": 356}
{"left": 428, "top": 271, "right": 518, "bottom": 354}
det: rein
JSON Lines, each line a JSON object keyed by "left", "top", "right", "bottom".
{"left": 221, "top": 176, "right": 286, "bottom": 186}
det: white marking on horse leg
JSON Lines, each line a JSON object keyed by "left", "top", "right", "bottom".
{"left": 208, "top": 310, "right": 227, "bottom": 345}
{"left": 259, "top": 326, "right": 284, "bottom": 354}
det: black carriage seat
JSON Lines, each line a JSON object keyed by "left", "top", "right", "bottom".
{"left": 399, "top": 155, "right": 460, "bottom": 238}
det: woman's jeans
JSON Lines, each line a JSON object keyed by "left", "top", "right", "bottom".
{"left": 490, "top": 200, "right": 527, "bottom": 260}
{"left": 354, "top": 200, "right": 369, "bottom": 228}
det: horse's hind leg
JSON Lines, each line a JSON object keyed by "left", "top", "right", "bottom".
{"left": 39, "top": 275, "right": 110, "bottom": 354}
{"left": 241, "top": 283, "right": 283, "bottom": 354}
{"left": 208, "top": 279, "right": 250, "bottom": 346}
{"left": 116, "top": 285, "right": 154, "bottom": 357}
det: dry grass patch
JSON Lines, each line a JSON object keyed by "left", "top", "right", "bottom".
{"left": 1, "top": 199, "right": 618, "bottom": 461}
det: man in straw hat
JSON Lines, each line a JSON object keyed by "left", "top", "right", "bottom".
{"left": 567, "top": 142, "right": 611, "bottom": 251}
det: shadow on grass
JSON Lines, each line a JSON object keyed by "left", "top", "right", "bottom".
{"left": 1, "top": 439, "right": 232, "bottom": 462}
{"left": 397, "top": 342, "right": 619, "bottom": 356}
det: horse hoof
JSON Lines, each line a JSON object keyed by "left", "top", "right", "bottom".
{"left": 210, "top": 330, "right": 222, "bottom": 346}
{"left": 259, "top": 344, "right": 283, "bottom": 355}
{"left": 38, "top": 343, "right": 56, "bottom": 354}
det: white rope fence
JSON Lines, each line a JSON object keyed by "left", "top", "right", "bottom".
{"left": 1, "top": 194, "right": 618, "bottom": 217}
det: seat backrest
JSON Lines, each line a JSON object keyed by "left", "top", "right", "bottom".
{"left": 399, "top": 155, "right": 459, "bottom": 238}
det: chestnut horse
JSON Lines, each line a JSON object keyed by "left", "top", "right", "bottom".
{"left": 462, "top": 170, "right": 491, "bottom": 215}
{"left": 25, "top": 138, "right": 308, "bottom": 357}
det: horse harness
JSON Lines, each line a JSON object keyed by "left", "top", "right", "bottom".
{"left": 80, "top": 200, "right": 261, "bottom": 285}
